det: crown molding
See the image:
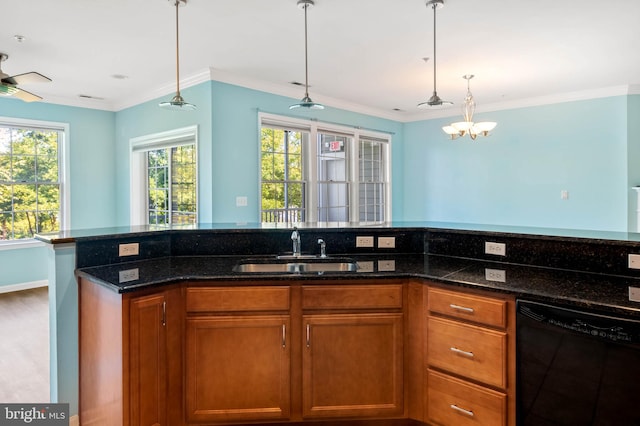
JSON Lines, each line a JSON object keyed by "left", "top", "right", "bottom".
{"left": 403, "top": 85, "right": 638, "bottom": 122}
{"left": 24, "top": 72, "right": 640, "bottom": 120}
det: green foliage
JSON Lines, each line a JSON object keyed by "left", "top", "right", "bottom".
{"left": 260, "top": 128, "right": 304, "bottom": 221}
{"left": 147, "top": 145, "right": 197, "bottom": 225}
{"left": 0, "top": 127, "right": 60, "bottom": 240}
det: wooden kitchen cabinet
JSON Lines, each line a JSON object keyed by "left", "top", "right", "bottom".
{"left": 425, "top": 285, "right": 516, "bottom": 426}
{"left": 301, "top": 284, "right": 405, "bottom": 419}
{"left": 184, "top": 286, "right": 291, "bottom": 424}
{"left": 79, "top": 278, "right": 182, "bottom": 426}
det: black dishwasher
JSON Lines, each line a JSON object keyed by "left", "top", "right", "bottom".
{"left": 516, "top": 300, "right": 640, "bottom": 426}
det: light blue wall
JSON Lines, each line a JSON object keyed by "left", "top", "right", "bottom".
{"left": 115, "top": 83, "right": 214, "bottom": 224}
{"left": 402, "top": 96, "right": 629, "bottom": 231}
{"left": 627, "top": 95, "right": 640, "bottom": 231}
{"left": 114, "top": 81, "right": 404, "bottom": 224}
{"left": 1, "top": 89, "right": 637, "bottom": 287}
{"left": 0, "top": 98, "right": 116, "bottom": 287}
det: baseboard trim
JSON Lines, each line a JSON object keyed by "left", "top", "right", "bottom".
{"left": 0, "top": 280, "right": 48, "bottom": 294}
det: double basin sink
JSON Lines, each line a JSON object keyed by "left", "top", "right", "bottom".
{"left": 233, "top": 254, "right": 359, "bottom": 274}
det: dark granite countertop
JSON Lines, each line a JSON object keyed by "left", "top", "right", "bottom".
{"left": 76, "top": 253, "right": 640, "bottom": 318}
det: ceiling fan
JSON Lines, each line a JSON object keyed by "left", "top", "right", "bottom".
{"left": 0, "top": 53, "right": 51, "bottom": 102}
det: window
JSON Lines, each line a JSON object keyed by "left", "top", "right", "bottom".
{"left": 260, "top": 114, "right": 391, "bottom": 224}
{"left": 261, "top": 127, "right": 306, "bottom": 222}
{"left": 130, "top": 126, "right": 198, "bottom": 226}
{"left": 0, "top": 119, "right": 68, "bottom": 241}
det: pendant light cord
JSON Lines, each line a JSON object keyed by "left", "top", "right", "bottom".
{"left": 432, "top": 2, "right": 437, "bottom": 94}
{"left": 174, "top": 0, "right": 181, "bottom": 96}
{"left": 304, "top": 2, "right": 310, "bottom": 98}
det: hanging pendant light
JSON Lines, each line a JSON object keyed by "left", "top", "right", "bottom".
{"left": 442, "top": 75, "right": 497, "bottom": 140}
{"left": 290, "top": 0, "right": 324, "bottom": 110}
{"left": 418, "top": 0, "right": 452, "bottom": 109}
{"left": 159, "top": 0, "right": 196, "bottom": 111}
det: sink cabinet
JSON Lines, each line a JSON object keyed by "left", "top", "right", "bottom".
{"left": 78, "top": 275, "right": 515, "bottom": 426}
{"left": 184, "top": 286, "right": 291, "bottom": 423}
{"left": 301, "top": 284, "right": 405, "bottom": 419}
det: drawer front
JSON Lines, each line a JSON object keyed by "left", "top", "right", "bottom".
{"left": 427, "top": 369, "right": 506, "bottom": 426}
{"left": 302, "top": 284, "right": 403, "bottom": 310}
{"left": 428, "top": 287, "right": 507, "bottom": 328}
{"left": 186, "top": 286, "right": 290, "bottom": 312}
{"left": 427, "top": 317, "right": 507, "bottom": 389}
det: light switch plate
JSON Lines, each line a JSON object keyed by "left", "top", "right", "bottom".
{"left": 378, "top": 236, "right": 396, "bottom": 249}
{"left": 378, "top": 260, "right": 396, "bottom": 272}
{"left": 629, "top": 254, "right": 640, "bottom": 269}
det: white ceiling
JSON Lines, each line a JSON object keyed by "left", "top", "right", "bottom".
{"left": 3, "top": 0, "right": 640, "bottom": 120}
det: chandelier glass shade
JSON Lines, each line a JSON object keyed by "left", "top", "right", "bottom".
{"left": 443, "top": 75, "right": 496, "bottom": 140}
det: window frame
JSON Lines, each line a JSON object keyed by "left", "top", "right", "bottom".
{"left": 258, "top": 112, "right": 391, "bottom": 224}
{"left": 0, "top": 116, "right": 70, "bottom": 249}
{"left": 130, "top": 125, "right": 199, "bottom": 226}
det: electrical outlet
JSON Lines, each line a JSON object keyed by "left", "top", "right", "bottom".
{"left": 378, "top": 236, "right": 396, "bottom": 249}
{"left": 485, "top": 268, "right": 506, "bottom": 283}
{"left": 485, "top": 242, "right": 506, "bottom": 256}
{"left": 630, "top": 287, "right": 640, "bottom": 302}
{"left": 356, "top": 236, "right": 374, "bottom": 248}
{"left": 236, "top": 196, "right": 248, "bottom": 207}
{"left": 357, "top": 261, "right": 374, "bottom": 273}
{"left": 378, "top": 260, "right": 396, "bottom": 272}
{"left": 118, "top": 242, "right": 139, "bottom": 257}
{"left": 629, "top": 254, "right": 640, "bottom": 269}
{"left": 118, "top": 268, "right": 139, "bottom": 283}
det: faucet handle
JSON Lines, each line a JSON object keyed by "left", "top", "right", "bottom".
{"left": 317, "top": 238, "right": 327, "bottom": 258}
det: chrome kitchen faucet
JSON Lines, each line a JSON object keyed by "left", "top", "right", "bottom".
{"left": 291, "top": 227, "right": 301, "bottom": 257}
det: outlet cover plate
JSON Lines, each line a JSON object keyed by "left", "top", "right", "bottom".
{"left": 119, "top": 242, "right": 139, "bottom": 257}
{"left": 356, "top": 236, "right": 374, "bottom": 248}
{"left": 485, "top": 242, "right": 506, "bottom": 256}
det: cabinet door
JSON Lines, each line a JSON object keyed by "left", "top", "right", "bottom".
{"left": 185, "top": 315, "right": 291, "bottom": 423}
{"left": 303, "top": 313, "right": 404, "bottom": 419}
{"left": 129, "top": 293, "right": 167, "bottom": 426}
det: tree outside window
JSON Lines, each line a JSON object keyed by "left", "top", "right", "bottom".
{"left": 0, "top": 126, "right": 60, "bottom": 240}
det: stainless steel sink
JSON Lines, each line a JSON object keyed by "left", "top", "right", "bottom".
{"left": 233, "top": 257, "right": 358, "bottom": 274}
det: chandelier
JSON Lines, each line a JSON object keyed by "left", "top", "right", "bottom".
{"left": 442, "top": 75, "right": 496, "bottom": 140}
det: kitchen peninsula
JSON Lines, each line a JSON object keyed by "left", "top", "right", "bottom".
{"left": 39, "top": 222, "right": 640, "bottom": 425}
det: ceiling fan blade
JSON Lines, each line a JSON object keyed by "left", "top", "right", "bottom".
{"left": 12, "top": 87, "right": 43, "bottom": 102}
{"left": 11, "top": 72, "right": 52, "bottom": 85}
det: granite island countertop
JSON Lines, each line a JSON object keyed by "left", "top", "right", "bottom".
{"left": 76, "top": 253, "right": 640, "bottom": 318}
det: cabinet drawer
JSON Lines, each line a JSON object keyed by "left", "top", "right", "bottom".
{"left": 427, "top": 317, "right": 507, "bottom": 389}
{"left": 302, "top": 284, "right": 402, "bottom": 310}
{"left": 186, "top": 286, "right": 290, "bottom": 312}
{"left": 428, "top": 287, "right": 507, "bottom": 328}
{"left": 427, "top": 369, "right": 506, "bottom": 426}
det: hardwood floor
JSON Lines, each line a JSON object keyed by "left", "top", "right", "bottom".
{"left": 0, "top": 286, "right": 50, "bottom": 402}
